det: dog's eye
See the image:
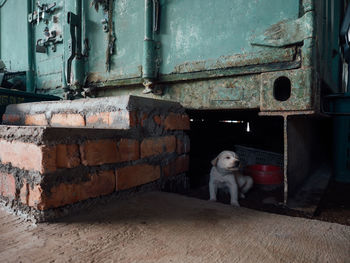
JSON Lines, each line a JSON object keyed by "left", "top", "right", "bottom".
{"left": 226, "top": 156, "right": 231, "bottom": 159}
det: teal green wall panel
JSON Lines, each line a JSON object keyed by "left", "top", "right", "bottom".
{"left": 0, "top": 0, "right": 29, "bottom": 71}
{"left": 0, "top": 0, "right": 345, "bottom": 111}
{"left": 157, "top": 0, "right": 299, "bottom": 75}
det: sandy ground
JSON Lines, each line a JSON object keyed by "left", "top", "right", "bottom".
{"left": 0, "top": 192, "right": 349, "bottom": 263}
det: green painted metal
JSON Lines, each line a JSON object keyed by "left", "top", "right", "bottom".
{"left": 0, "top": 0, "right": 29, "bottom": 72}
{"left": 0, "top": 0, "right": 345, "bottom": 111}
{"left": 142, "top": 0, "right": 156, "bottom": 79}
{"left": 26, "top": 0, "right": 35, "bottom": 93}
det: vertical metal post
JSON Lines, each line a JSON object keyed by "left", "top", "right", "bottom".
{"left": 26, "top": 0, "right": 35, "bottom": 92}
{"left": 73, "top": 0, "right": 83, "bottom": 87}
{"left": 0, "top": 5, "right": 2, "bottom": 60}
{"left": 283, "top": 116, "right": 288, "bottom": 205}
{"left": 142, "top": 0, "right": 156, "bottom": 93}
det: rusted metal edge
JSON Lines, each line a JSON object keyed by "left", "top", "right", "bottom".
{"left": 259, "top": 110, "right": 315, "bottom": 117}
{"left": 89, "top": 59, "right": 301, "bottom": 89}
{"left": 260, "top": 109, "right": 316, "bottom": 206}
{"left": 283, "top": 116, "right": 288, "bottom": 205}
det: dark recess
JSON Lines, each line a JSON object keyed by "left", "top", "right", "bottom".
{"left": 274, "top": 76, "right": 292, "bottom": 101}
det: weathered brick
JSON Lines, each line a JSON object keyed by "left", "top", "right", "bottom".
{"left": 86, "top": 112, "right": 109, "bottom": 127}
{"left": 0, "top": 140, "right": 56, "bottom": 173}
{"left": 116, "top": 164, "right": 160, "bottom": 190}
{"left": 80, "top": 139, "right": 117, "bottom": 166}
{"left": 0, "top": 172, "right": 16, "bottom": 199}
{"left": 44, "top": 170, "right": 115, "bottom": 209}
{"left": 56, "top": 144, "right": 80, "bottom": 168}
{"left": 176, "top": 155, "right": 190, "bottom": 174}
{"left": 140, "top": 113, "right": 148, "bottom": 127}
{"left": 20, "top": 179, "right": 28, "bottom": 204}
{"left": 176, "top": 135, "right": 191, "bottom": 154}
{"left": 153, "top": 115, "right": 162, "bottom": 125}
{"left": 129, "top": 111, "right": 138, "bottom": 127}
{"left": 25, "top": 114, "right": 48, "bottom": 126}
{"left": 164, "top": 113, "right": 190, "bottom": 130}
{"left": 163, "top": 155, "right": 190, "bottom": 177}
{"left": 141, "top": 136, "right": 176, "bottom": 158}
{"left": 25, "top": 170, "right": 115, "bottom": 210}
{"left": 82, "top": 170, "right": 116, "bottom": 199}
{"left": 109, "top": 110, "right": 135, "bottom": 129}
{"left": 2, "top": 114, "right": 21, "bottom": 125}
{"left": 116, "top": 139, "right": 140, "bottom": 162}
{"left": 41, "top": 146, "right": 57, "bottom": 173}
{"left": 28, "top": 184, "right": 45, "bottom": 210}
{"left": 51, "top": 113, "right": 85, "bottom": 127}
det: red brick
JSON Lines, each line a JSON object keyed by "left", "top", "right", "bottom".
{"left": 86, "top": 112, "right": 109, "bottom": 127}
{"left": 80, "top": 139, "right": 117, "bottom": 166}
{"left": 140, "top": 113, "right": 148, "bottom": 127}
{"left": 20, "top": 179, "right": 28, "bottom": 204}
{"left": 153, "top": 115, "right": 162, "bottom": 125}
{"left": 2, "top": 114, "right": 21, "bottom": 125}
{"left": 28, "top": 184, "right": 45, "bottom": 209}
{"left": 176, "top": 135, "right": 191, "bottom": 154}
{"left": 116, "top": 164, "right": 160, "bottom": 190}
{"left": 164, "top": 113, "right": 190, "bottom": 130}
{"left": 129, "top": 111, "right": 138, "bottom": 127}
{"left": 109, "top": 110, "right": 135, "bottom": 129}
{"left": 116, "top": 139, "right": 140, "bottom": 162}
{"left": 56, "top": 144, "right": 80, "bottom": 168}
{"left": 25, "top": 170, "right": 115, "bottom": 210}
{"left": 0, "top": 172, "right": 16, "bottom": 199}
{"left": 25, "top": 114, "right": 48, "bottom": 126}
{"left": 141, "top": 136, "right": 176, "bottom": 158}
{"left": 51, "top": 113, "right": 85, "bottom": 127}
{"left": 163, "top": 155, "right": 190, "bottom": 177}
{"left": 41, "top": 146, "right": 57, "bottom": 173}
{"left": 45, "top": 170, "right": 115, "bottom": 209}
{"left": 0, "top": 140, "right": 56, "bottom": 173}
{"left": 162, "top": 161, "right": 176, "bottom": 178}
{"left": 176, "top": 155, "right": 190, "bottom": 174}
{"left": 82, "top": 170, "right": 116, "bottom": 199}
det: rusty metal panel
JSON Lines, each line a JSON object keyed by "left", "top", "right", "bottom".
{"left": 260, "top": 68, "right": 314, "bottom": 112}
{"left": 0, "top": 0, "right": 344, "bottom": 112}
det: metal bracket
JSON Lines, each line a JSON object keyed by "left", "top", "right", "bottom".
{"left": 28, "top": 1, "right": 56, "bottom": 24}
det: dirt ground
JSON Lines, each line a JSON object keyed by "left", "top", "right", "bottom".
{"left": 188, "top": 180, "right": 350, "bottom": 226}
{"left": 0, "top": 192, "right": 349, "bottom": 263}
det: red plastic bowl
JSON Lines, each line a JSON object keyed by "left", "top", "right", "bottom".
{"left": 245, "top": 165, "right": 283, "bottom": 185}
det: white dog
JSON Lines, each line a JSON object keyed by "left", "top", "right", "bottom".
{"left": 209, "top": 150, "right": 253, "bottom": 207}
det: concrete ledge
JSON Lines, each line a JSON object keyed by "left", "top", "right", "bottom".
{"left": 2, "top": 95, "right": 189, "bottom": 130}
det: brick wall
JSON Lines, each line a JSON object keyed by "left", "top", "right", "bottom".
{"left": 0, "top": 96, "right": 190, "bottom": 221}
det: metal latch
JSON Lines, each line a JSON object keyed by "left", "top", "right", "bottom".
{"left": 28, "top": 1, "right": 56, "bottom": 24}
{"left": 66, "top": 11, "right": 82, "bottom": 84}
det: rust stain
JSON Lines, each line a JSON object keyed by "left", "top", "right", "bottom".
{"left": 172, "top": 48, "right": 296, "bottom": 74}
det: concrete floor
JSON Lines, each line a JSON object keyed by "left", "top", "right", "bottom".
{"left": 0, "top": 192, "right": 349, "bottom": 263}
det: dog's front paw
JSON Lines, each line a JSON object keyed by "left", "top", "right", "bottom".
{"left": 209, "top": 198, "right": 217, "bottom": 202}
{"left": 230, "top": 201, "right": 240, "bottom": 207}
{"left": 239, "top": 193, "right": 246, "bottom": 199}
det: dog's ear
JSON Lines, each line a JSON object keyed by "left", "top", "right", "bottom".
{"left": 211, "top": 157, "right": 218, "bottom": 166}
